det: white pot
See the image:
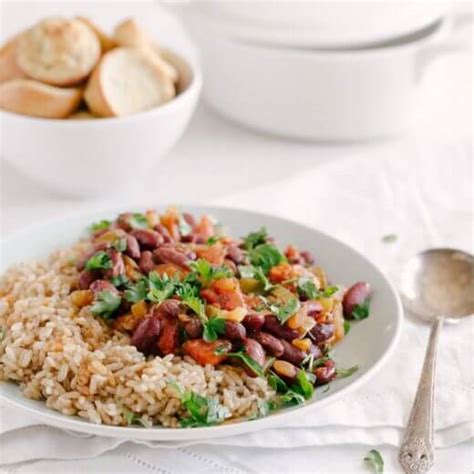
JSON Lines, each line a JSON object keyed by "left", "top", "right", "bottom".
{"left": 188, "top": 12, "right": 470, "bottom": 141}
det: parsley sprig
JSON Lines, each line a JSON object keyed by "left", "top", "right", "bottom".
{"left": 180, "top": 390, "right": 229, "bottom": 428}
{"left": 364, "top": 449, "right": 384, "bottom": 473}
{"left": 297, "top": 277, "right": 338, "bottom": 300}
{"left": 248, "top": 244, "right": 286, "bottom": 274}
{"left": 89, "top": 219, "right": 111, "bottom": 232}
{"left": 352, "top": 299, "right": 371, "bottom": 320}
{"left": 214, "top": 345, "right": 264, "bottom": 377}
{"left": 85, "top": 251, "right": 112, "bottom": 271}
{"left": 189, "top": 259, "right": 232, "bottom": 286}
{"left": 242, "top": 227, "right": 268, "bottom": 250}
{"left": 91, "top": 290, "right": 122, "bottom": 319}
{"left": 266, "top": 296, "right": 300, "bottom": 324}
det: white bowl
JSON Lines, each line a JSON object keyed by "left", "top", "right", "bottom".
{"left": 188, "top": 11, "right": 468, "bottom": 141}
{"left": 0, "top": 49, "right": 202, "bottom": 197}
{"left": 0, "top": 205, "right": 403, "bottom": 441}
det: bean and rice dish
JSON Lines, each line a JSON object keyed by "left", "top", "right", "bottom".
{"left": 0, "top": 208, "right": 372, "bottom": 428}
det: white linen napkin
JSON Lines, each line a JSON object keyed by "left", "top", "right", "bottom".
{"left": 1, "top": 141, "right": 473, "bottom": 466}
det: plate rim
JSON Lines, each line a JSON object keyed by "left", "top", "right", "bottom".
{"left": 0, "top": 204, "right": 404, "bottom": 440}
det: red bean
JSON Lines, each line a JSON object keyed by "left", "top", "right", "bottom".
{"left": 104, "top": 250, "right": 125, "bottom": 279}
{"left": 264, "top": 315, "right": 300, "bottom": 341}
{"left": 131, "top": 316, "right": 161, "bottom": 354}
{"left": 153, "top": 299, "right": 180, "bottom": 320}
{"left": 116, "top": 213, "right": 133, "bottom": 231}
{"left": 343, "top": 281, "right": 372, "bottom": 319}
{"left": 183, "top": 318, "right": 203, "bottom": 339}
{"left": 314, "top": 360, "right": 336, "bottom": 385}
{"left": 78, "top": 270, "right": 100, "bottom": 289}
{"left": 242, "top": 339, "right": 266, "bottom": 377}
{"left": 154, "top": 246, "right": 190, "bottom": 269}
{"left": 130, "top": 229, "right": 163, "bottom": 249}
{"left": 254, "top": 332, "right": 284, "bottom": 357}
{"left": 154, "top": 224, "right": 173, "bottom": 243}
{"left": 183, "top": 212, "right": 197, "bottom": 228}
{"left": 280, "top": 339, "right": 306, "bottom": 366}
{"left": 89, "top": 279, "right": 118, "bottom": 294}
{"left": 310, "top": 323, "right": 335, "bottom": 344}
{"left": 139, "top": 251, "right": 155, "bottom": 274}
{"left": 125, "top": 234, "right": 141, "bottom": 259}
{"left": 243, "top": 313, "right": 265, "bottom": 332}
{"left": 226, "top": 245, "right": 245, "bottom": 264}
{"left": 300, "top": 250, "right": 315, "bottom": 265}
{"left": 157, "top": 319, "right": 180, "bottom": 355}
{"left": 225, "top": 321, "right": 246, "bottom": 341}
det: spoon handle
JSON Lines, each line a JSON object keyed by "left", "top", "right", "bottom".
{"left": 399, "top": 316, "right": 443, "bottom": 473}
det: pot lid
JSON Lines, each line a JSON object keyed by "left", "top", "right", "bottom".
{"left": 193, "top": 1, "right": 447, "bottom": 49}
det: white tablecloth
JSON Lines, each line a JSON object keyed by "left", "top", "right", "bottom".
{"left": 0, "top": 2, "right": 473, "bottom": 473}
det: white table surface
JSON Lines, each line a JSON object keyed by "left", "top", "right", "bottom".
{"left": 0, "top": 2, "right": 473, "bottom": 473}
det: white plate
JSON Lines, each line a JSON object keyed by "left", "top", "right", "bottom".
{"left": 0, "top": 206, "right": 403, "bottom": 440}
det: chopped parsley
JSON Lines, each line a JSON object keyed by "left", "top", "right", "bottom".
{"left": 297, "top": 277, "right": 338, "bottom": 300}
{"left": 129, "top": 213, "right": 149, "bottom": 229}
{"left": 124, "top": 279, "right": 149, "bottom": 303}
{"left": 189, "top": 259, "right": 232, "bottom": 285}
{"left": 85, "top": 251, "right": 112, "bottom": 271}
{"left": 292, "top": 369, "right": 315, "bottom": 399}
{"left": 91, "top": 290, "right": 121, "bottom": 319}
{"left": 267, "top": 297, "right": 300, "bottom": 324}
{"left": 180, "top": 391, "right": 229, "bottom": 427}
{"left": 111, "top": 274, "right": 129, "bottom": 288}
{"left": 352, "top": 299, "right": 371, "bottom": 320}
{"left": 248, "top": 243, "right": 286, "bottom": 274}
{"left": 343, "top": 320, "right": 351, "bottom": 335}
{"left": 215, "top": 345, "right": 264, "bottom": 377}
{"left": 364, "top": 449, "right": 384, "bottom": 473}
{"left": 122, "top": 408, "right": 146, "bottom": 427}
{"left": 202, "top": 317, "right": 226, "bottom": 342}
{"left": 242, "top": 227, "right": 268, "bottom": 250}
{"left": 381, "top": 234, "right": 397, "bottom": 244}
{"left": 336, "top": 365, "right": 359, "bottom": 378}
{"left": 206, "top": 236, "right": 219, "bottom": 245}
{"left": 89, "top": 219, "right": 111, "bottom": 232}
{"left": 112, "top": 238, "right": 127, "bottom": 252}
{"left": 147, "top": 272, "right": 178, "bottom": 304}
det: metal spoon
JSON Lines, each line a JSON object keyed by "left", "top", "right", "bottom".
{"left": 398, "top": 248, "right": 474, "bottom": 473}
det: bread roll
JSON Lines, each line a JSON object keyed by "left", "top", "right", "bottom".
{"left": 84, "top": 47, "right": 175, "bottom": 117}
{"left": 0, "top": 34, "right": 27, "bottom": 83}
{"left": 76, "top": 16, "right": 116, "bottom": 53}
{"left": 17, "top": 17, "right": 101, "bottom": 86}
{"left": 114, "top": 18, "right": 178, "bottom": 83}
{"left": 0, "top": 79, "right": 82, "bottom": 118}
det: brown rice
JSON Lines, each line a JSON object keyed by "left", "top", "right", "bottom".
{"left": 0, "top": 243, "right": 273, "bottom": 427}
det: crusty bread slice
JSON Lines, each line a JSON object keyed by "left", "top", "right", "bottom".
{"left": 17, "top": 17, "right": 101, "bottom": 86}
{"left": 0, "top": 34, "right": 28, "bottom": 83}
{"left": 68, "top": 110, "right": 97, "bottom": 119}
{"left": 84, "top": 47, "right": 175, "bottom": 117}
{"left": 76, "top": 16, "right": 117, "bottom": 53}
{"left": 114, "top": 18, "right": 178, "bottom": 83}
{"left": 0, "top": 78, "right": 82, "bottom": 118}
